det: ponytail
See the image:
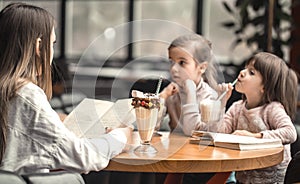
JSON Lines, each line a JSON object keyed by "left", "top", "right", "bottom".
{"left": 284, "top": 69, "right": 298, "bottom": 120}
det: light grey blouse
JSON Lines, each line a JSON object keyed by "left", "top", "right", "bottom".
{"left": 0, "top": 82, "right": 127, "bottom": 174}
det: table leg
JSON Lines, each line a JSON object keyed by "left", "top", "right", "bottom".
{"left": 206, "top": 172, "right": 231, "bottom": 184}
{"left": 164, "top": 173, "right": 184, "bottom": 184}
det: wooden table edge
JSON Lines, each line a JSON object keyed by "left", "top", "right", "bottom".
{"left": 104, "top": 147, "right": 284, "bottom": 173}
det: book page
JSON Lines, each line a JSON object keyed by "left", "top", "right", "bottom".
{"left": 190, "top": 131, "right": 282, "bottom": 150}
{"left": 190, "top": 131, "right": 215, "bottom": 145}
{"left": 211, "top": 132, "right": 280, "bottom": 145}
{"left": 64, "top": 98, "right": 135, "bottom": 138}
{"left": 63, "top": 98, "right": 114, "bottom": 138}
{"left": 84, "top": 98, "right": 135, "bottom": 138}
{"left": 214, "top": 141, "right": 282, "bottom": 150}
{"left": 99, "top": 98, "right": 135, "bottom": 127}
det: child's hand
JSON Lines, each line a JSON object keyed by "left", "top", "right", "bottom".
{"left": 159, "top": 82, "right": 179, "bottom": 100}
{"left": 217, "top": 82, "right": 234, "bottom": 106}
{"left": 232, "top": 130, "right": 262, "bottom": 138}
{"left": 183, "top": 79, "right": 196, "bottom": 93}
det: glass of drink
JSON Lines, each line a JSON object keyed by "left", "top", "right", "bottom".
{"left": 200, "top": 99, "right": 222, "bottom": 132}
{"left": 131, "top": 93, "right": 160, "bottom": 154}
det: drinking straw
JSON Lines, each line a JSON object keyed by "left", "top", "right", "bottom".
{"left": 216, "top": 78, "right": 238, "bottom": 101}
{"left": 155, "top": 76, "right": 163, "bottom": 95}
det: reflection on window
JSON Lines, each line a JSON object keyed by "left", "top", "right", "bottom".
{"left": 133, "top": 0, "right": 196, "bottom": 58}
{"left": 65, "top": 1, "right": 127, "bottom": 59}
{"left": 204, "top": 0, "right": 291, "bottom": 64}
{"left": 203, "top": 0, "right": 252, "bottom": 64}
{"left": 2, "top": 0, "right": 285, "bottom": 66}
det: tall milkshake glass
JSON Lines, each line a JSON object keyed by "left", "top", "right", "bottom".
{"left": 131, "top": 94, "right": 160, "bottom": 154}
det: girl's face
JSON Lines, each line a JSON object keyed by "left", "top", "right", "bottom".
{"left": 50, "top": 27, "right": 56, "bottom": 64}
{"left": 235, "top": 62, "right": 264, "bottom": 98}
{"left": 168, "top": 47, "right": 203, "bottom": 85}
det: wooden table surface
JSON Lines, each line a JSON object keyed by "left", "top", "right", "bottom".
{"left": 104, "top": 132, "right": 283, "bottom": 173}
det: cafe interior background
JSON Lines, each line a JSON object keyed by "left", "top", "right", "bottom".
{"left": 1, "top": 0, "right": 300, "bottom": 128}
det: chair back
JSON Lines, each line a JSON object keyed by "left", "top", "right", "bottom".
{"left": 284, "top": 151, "right": 300, "bottom": 184}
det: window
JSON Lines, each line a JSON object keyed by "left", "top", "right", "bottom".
{"left": 0, "top": 1, "right": 61, "bottom": 57}
{"left": 203, "top": 0, "right": 252, "bottom": 64}
{"left": 65, "top": 0, "right": 198, "bottom": 65}
{"left": 2, "top": 0, "right": 282, "bottom": 65}
{"left": 133, "top": 0, "right": 197, "bottom": 58}
{"left": 203, "top": 0, "right": 291, "bottom": 64}
{"left": 65, "top": 1, "right": 128, "bottom": 59}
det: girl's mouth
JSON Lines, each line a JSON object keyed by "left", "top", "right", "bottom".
{"left": 171, "top": 75, "right": 179, "bottom": 79}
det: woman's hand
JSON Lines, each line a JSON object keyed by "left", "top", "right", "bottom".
{"left": 119, "top": 126, "right": 134, "bottom": 151}
{"left": 119, "top": 126, "right": 134, "bottom": 143}
{"left": 106, "top": 124, "right": 134, "bottom": 141}
{"left": 159, "top": 82, "right": 179, "bottom": 100}
{"left": 57, "top": 112, "right": 67, "bottom": 122}
{"left": 107, "top": 126, "right": 134, "bottom": 152}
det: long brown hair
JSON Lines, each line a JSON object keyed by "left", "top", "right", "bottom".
{"left": 245, "top": 52, "right": 298, "bottom": 120}
{"left": 0, "top": 3, "right": 55, "bottom": 163}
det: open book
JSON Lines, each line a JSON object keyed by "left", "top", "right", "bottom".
{"left": 190, "top": 131, "right": 283, "bottom": 151}
{"left": 63, "top": 98, "right": 135, "bottom": 138}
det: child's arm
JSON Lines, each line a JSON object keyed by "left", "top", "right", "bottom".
{"left": 182, "top": 79, "right": 197, "bottom": 104}
{"left": 181, "top": 80, "right": 218, "bottom": 135}
{"left": 217, "top": 82, "right": 235, "bottom": 107}
{"left": 159, "top": 82, "right": 179, "bottom": 100}
{"left": 155, "top": 83, "right": 179, "bottom": 131}
{"left": 261, "top": 103, "right": 297, "bottom": 144}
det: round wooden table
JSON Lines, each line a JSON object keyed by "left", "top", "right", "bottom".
{"left": 104, "top": 132, "right": 283, "bottom": 173}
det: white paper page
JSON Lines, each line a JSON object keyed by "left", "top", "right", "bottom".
{"left": 84, "top": 98, "right": 135, "bottom": 138}
{"left": 64, "top": 98, "right": 114, "bottom": 138}
{"left": 99, "top": 98, "right": 135, "bottom": 126}
{"left": 212, "top": 132, "right": 280, "bottom": 144}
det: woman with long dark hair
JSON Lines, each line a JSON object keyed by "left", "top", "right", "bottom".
{"left": 0, "top": 2, "right": 132, "bottom": 174}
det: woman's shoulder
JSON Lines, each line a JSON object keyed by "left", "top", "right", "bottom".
{"left": 18, "top": 82, "right": 45, "bottom": 96}
{"left": 16, "top": 82, "right": 48, "bottom": 106}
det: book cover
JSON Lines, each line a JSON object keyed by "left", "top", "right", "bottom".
{"left": 190, "top": 130, "right": 282, "bottom": 151}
